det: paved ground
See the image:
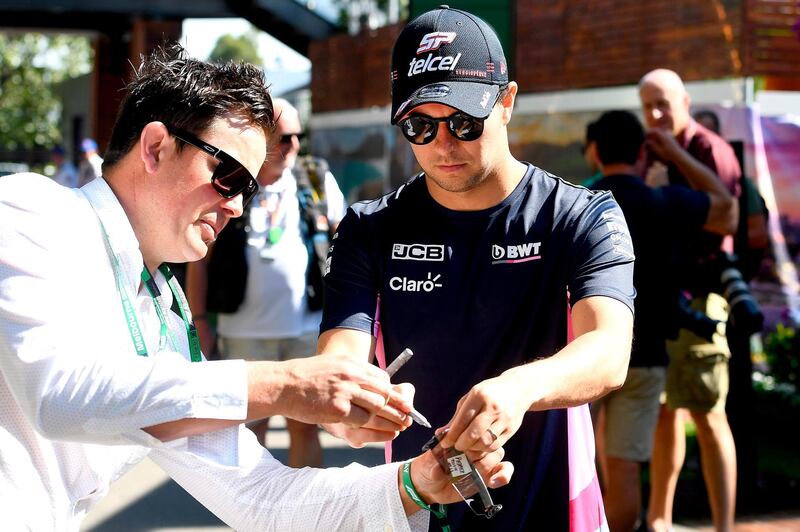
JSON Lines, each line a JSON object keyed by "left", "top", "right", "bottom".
{"left": 81, "top": 418, "right": 800, "bottom": 531}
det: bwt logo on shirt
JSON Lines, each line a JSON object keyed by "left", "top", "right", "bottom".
{"left": 391, "top": 243, "right": 445, "bottom": 261}
{"left": 417, "top": 32, "right": 457, "bottom": 54}
{"left": 491, "top": 242, "right": 542, "bottom": 264}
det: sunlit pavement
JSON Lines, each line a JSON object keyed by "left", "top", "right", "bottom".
{"left": 81, "top": 417, "right": 800, "bottom": 531}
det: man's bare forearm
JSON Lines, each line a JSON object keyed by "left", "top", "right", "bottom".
{"left": 505, "top": 297, "right": 632, "bottom": 411}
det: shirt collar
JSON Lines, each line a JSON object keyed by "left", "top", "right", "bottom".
{"left": 80, "top": 177, "right": 145, "bottom": 290}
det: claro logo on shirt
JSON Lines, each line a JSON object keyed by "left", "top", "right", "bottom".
{"left": 491, "top": 242, "right": 542, "bottom": 265}
{"left": 390, "top": 272, "right": 443, "bottom": 292}
{"left": 392, "top": 243, "right": 445, "bottom": 261}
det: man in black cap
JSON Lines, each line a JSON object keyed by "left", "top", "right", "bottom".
{"left": 319, "top": 6, "right": 635, "bottom": 530}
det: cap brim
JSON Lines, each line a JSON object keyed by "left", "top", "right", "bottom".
{"left": 391, "top": 81, "right": 500, "bottom": 124}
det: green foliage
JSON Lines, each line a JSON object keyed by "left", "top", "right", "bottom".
{"left": 332, "top": 0, "right": 410, "bottom": 29}
{"left": 208, "top": 32, "right": 263, "bottom": 66}
{"left": 764, "top": 323, "right": 800, "bottom": 388}
{"left": 0, "top": 33, "right": 92, "bottom": 150}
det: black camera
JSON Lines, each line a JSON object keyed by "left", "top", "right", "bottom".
{"left": 673, "top": 252, "right": 764, "bottom": 339}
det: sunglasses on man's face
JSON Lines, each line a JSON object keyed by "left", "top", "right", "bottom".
{"left": 278, "top": 132, "right": 306, "bottom": 145}
{"left": 398, "top": 112, "right": 486, "bottom": 145}
{"left": 170, "top": 128, "right": 259, "bottom": 206}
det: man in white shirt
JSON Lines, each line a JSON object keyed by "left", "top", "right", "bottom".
{"left": 188, "top": 99, "right": 345, "bottom": 467}
{"left": 0, "top": 43, "right": 512, "bottom": 531}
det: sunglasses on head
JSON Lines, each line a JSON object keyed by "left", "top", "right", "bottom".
{"left": 398, "top": 112, "right": 485, "bottom": 145}
{"left": 279, "top": 132, "right": 306, "bottom": 144}
{"left": 169, "top": 127, "right": 259, "bottom": 206}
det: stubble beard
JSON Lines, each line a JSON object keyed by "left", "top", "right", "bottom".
{"left": 427, "top": 169, "right": 486, "bottom": 194}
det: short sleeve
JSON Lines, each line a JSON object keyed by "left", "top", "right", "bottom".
{"left": 320, "top": 208, "right": 379, "bottom": 335}
{"left": 567, "top": 191, "right": 636, "bottom": 313}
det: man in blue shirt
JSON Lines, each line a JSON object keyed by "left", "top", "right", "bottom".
{"left": 319, "top": 7, "right": 635, "bottom": 530}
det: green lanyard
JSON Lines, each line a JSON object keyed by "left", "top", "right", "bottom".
{"left": 91, "top": 206, "right": 202, "bottom": 362}
{"left": 141, "top": 265, "right": 203, "bottom": 362}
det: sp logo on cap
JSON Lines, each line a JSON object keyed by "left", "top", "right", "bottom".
{"left": 417, "top": 32, "right": 457, "bottom": 54}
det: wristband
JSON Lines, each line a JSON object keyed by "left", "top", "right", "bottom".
{"left": 401, "top": 461, "right": 450, "bottom": 531}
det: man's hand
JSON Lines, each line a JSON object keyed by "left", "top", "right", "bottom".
{"left": 645, "top": 128, "right": 683, "bottom": 162}
{"left": 438, "top": 371, "right": 530, "bottom": 453}
{"left": 266, "top": 355, "right": 413, "bottom": 428}
{"left": 645, "top": 161, "right": 670, "bottom": 188}
{"left": 399, "top": 446, "right": 513, "bottom": 514}
{"left": 322, "top": 382, "right": 415, "bottom": 448}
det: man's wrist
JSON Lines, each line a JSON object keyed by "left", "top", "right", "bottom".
{"left": 245, "top": 361, "right": 284, "bottom": 420}
{"left": 502, "top": 364, "right": 539, "bottom": 411}
{"left": 397, "top": 458, "right": 441, "bottom": 517}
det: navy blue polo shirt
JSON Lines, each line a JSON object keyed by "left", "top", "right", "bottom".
{"left": 322, "top": 164, "right": 635, "bottom": 531}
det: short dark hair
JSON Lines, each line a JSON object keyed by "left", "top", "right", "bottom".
{"left": 103, "top": 43, "right": 275, "bottom": 173}
{"left": 594, "top": 110, "right": 644, "bottom": 166}
{"left": 693, "top": 109, "right": 720, "bottom": 134}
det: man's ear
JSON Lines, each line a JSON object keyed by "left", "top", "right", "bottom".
{"left": 138, "top": 122, "right": 171, "bottom": 175}
{"left": 500, "top": 82, "right": 518, "bottom": 125}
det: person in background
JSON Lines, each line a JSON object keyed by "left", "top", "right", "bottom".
{"left": 590, "top": 110, "right": 736, "bottom": 531}
{"left": 581, "top": 118, "right": 603, "bottom": 187}
{"left": 640, "top": 68, "right": 740, "bottom": 532}
{"left": 78, "top": 137, "right": 104, "bottom": 186}
{"left": 187, "top": 98, "right": 347, "bottom": 467}
{"left": 693, "top": 109, "right": 769, "bottom": 279}
{"left": 50, "top": 144, "right": 79, "bottom": 188}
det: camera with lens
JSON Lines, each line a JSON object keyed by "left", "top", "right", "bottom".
{"left": 670, "top": 252, "right": 764, "bottom": 340}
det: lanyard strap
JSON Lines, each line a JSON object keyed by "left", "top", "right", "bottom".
{"left": 141, "top": 265, "right": 202, "bottom": 362}
{"left": 89, "top": 203, "right": 201, "bottom": 362}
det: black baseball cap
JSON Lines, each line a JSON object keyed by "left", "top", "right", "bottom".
{"left": 390, "top": 5, "right": 509, "bottom": 124}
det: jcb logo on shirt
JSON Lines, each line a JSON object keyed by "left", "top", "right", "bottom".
{"left": 392, "top": 243, "right": 445, "bottom": 261}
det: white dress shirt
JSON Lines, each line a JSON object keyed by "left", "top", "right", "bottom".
{"left": 0, "top": 173, "right": 427, "bottom": 531}
{"left": 219, "top": 168, "right": 347, "bottom": 339}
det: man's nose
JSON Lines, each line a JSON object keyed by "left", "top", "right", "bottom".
{"left": 432, "top": 122, "right": 456, "bottom": 149}
{"left": 222, "top": 193, "right": 245, "bottom": 218}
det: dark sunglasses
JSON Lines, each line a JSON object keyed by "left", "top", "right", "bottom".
{"left": 398, "top": 112, "right": 486, "bottom": 145}
{"left": 279, "top": 132, "right": 306, "bottom": 144}
{"left": 170, "top": 127, "right": 259, "bottom": 206}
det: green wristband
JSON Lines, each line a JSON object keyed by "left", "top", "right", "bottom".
{"left": 401, "top": 461, "right": 450, "bottom": 531}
